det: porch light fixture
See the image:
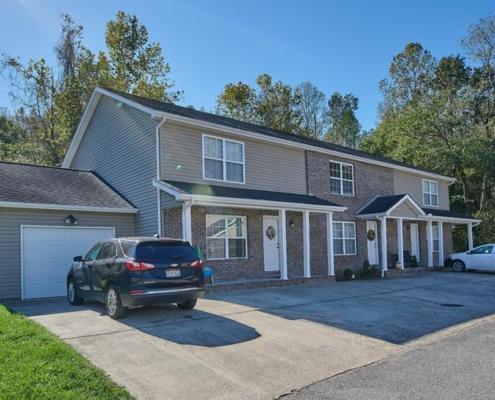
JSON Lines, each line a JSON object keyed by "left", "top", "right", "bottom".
{"left": 407, "top": 226, "right": 411, "bottom": 232}
{"left": 64, "top": 214, "right": 79, "bottom": 225}
{"left": 289, "top": 220, "right": 295, "bottom": 228}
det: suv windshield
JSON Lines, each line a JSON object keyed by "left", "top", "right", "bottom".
{"left": 135, "top": 242, "right": 198, "bottom": 262}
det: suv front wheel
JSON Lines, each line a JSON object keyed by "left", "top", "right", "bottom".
{"left": 105, "top": 284, "right": 127, "bottom": 319}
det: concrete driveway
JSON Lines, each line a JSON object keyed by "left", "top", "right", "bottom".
{"left": 7, "top": 272, "right": 495, "bottom": 399}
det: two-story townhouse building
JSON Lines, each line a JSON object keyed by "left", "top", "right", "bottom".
{"left": 61, "top": 87, "right": 480, "bottom": 283}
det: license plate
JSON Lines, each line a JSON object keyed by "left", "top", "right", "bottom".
{"left": 166, "top": 269, "right": 181, "bottom": 278}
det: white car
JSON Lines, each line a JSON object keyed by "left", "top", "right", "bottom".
{"left": 445, "top": 244, "right": 495, "bottom": 272}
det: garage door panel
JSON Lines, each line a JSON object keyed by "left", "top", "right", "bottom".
{"left": 22, "top": 226, "right": 114, "bottom": 299}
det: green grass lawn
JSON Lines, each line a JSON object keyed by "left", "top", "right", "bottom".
{"left": 0, "top": 304, "right": 134, "bottom": 400}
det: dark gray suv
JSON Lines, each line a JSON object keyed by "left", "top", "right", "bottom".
{"left": 67, "top": 237, "right": 205, "bottom": 318}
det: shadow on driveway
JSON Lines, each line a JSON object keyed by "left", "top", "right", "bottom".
{"left": 206, "top": 272, "right": 495, "bottom": 345}
{"left": 5, "top": 298, "right": 260, "bottom": 348}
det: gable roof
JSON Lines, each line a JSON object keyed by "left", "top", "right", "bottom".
{"left": 62, "top": 88, "right": 454, "bottom": 183}
{"left": 0, "top": 162, "right": 137, "bottom": 213}
{"left": 357, "top": 194, "right": 479, "bottom": 223}
{"left": 153, "top": 180, "right": 346, "bottom": 212}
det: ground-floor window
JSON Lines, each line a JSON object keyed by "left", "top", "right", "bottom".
{"left": 206, "top": 215, "right": 247, "bottom": 259}
{"left": 333, "top": 221, "right": 356, "bottom": 255}
{"left": 428, "top": 225, "right": 440, "bottom": 252}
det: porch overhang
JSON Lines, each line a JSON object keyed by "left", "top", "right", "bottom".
{"left": 152, "top": 179, "right": 347, "bottom": 213}
{"left": 356, "top": 194, "right": 425, "bottom": 219}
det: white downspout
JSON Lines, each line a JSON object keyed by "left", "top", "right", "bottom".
{"left": 182, "top": 198, "right": 194, "bottom": 243}
{"left": 155, "top": 114, "right": 167, "bottom": 237}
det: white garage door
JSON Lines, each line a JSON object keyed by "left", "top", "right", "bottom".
{"left": 22, "top": 226, "right": 115, "bottom": 299}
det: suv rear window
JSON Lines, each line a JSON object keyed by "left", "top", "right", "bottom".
{"left": 135, "top": 242, "right": 198, "bottom": 262}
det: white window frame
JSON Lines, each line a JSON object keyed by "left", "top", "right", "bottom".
{"left": 206, "top": 214, "right": 248, "bottom": 260}
{"left": 330, "top": 160, "right": 354, "bottom": 196}
{"left": 422, "top": 179, "right": 438, "bottom": 207}
{"left": 202, "top": 134, "right": 245, "bottom": 184}
{"left": 332, "top": 221, "right": 357, "bottom": 256}
{"left": 427, "top": 224, "right": 440, "bottom": 252}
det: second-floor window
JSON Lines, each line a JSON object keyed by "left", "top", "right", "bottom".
{"left": 203, "top": 135, "right": 245, "bottom": 184}
{"left": 422, "top": 179, "right": 438, "bottom": 206}
{"left": 330, "top": 161, "right": 354, "bottom": 196}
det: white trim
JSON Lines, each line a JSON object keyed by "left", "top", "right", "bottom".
{"left": 62, "top": 87, "right": 455, "bottom": 182}
{"left": 422, "top": 179, "right": 439, "bottom": 207}
{"left": 468, "top": 222, "right": 474, "bottom": 250}
{"left": 329, "top": 160, "right": 354, "bottom": 196}
{"left": 20, "top": 225, "right": 116, "bottom": 300}
{"left": 163, "top": 112, "right": 455, "bottom": 182}
{"left": 0, "top": 201, "right": 137, "bottom": 213}
{"left": 279, "top": 209, "right": 288, "bottom": 280}
{"left": 156, "top": 115, "right": 167, "bottom": 237}
{"left": 380, "top": 217, "right": 388, "bottom": 275}
{"left": 387, "top": 195, "right": 425, "bottom": 216}
{"left": 152, "top": 180, "right": 347, "bottom": 213}
{"left": 326, "top": 212, "right": 334, "bottom": 276}
{"left": 332, "top": 221, "right": 357, "bottom": 256}
{"left": 205, "top": 214, "right": 248, "bottom": 260}
{"left": 202, "top": 134, "right": 246, "bottom": 184}
{"left": 427, "top": 220, "right": 434, "bottom": 267}
{"left": 397, "top": 218, "right": 404, "bottom": 266}
{"left": 303, "top": 211, "right": 311, "bottom": 278}
{"left": 438, "top": 221, "right": 444, "bottom": 264}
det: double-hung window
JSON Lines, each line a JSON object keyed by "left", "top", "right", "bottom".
{"left": 422, "top": 179, "right": 438, "bottom": 206}
{"left": 333, "top": 222, "right": 356, "bottom": 255}
{"left": 206, "top": 215, "right": 247, "bottom": 260}
{"left": 203, "top": 135, "right": 245, "bottom": 183}
{"left": 427, "top": 225, "right": 440, "bottom": 252}
{"left": 330, "top": 161, "right": 354, "bottom": 196}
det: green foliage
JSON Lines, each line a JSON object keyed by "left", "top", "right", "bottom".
{"left": 362, "top": 15, "right": 495, "bottom": 248}
{"left": 343, "top": 267, "right": 354, "bottom": 280}
{"left": 360, "top": 259, "right": 377, "bottom": 278}
{"left": 0, "top": 304, "right": 133, "bottom": 399}
{"left": 1, "top": 11, "right": 180, "bottom": 166}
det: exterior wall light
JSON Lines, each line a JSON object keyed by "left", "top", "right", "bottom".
{"left": 289, "top": 220, "right": 295, "bottom": 228}
{"left": 64, "top": 214, "right": 79, "bottom": 225}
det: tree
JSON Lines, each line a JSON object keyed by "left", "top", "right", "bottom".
{"left": 215, "top": 74, "right": 301, "bottom": 133}
{"left": 294, "top": 82, "right": 328, "bottom": 139}
{"left": 325, "top": 92, "right": 362, "bottom": 148}
{"left": 0, "top": 11, "right": 181, "bottom": 165}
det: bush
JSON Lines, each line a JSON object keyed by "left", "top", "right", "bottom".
{"left": 343, "top": 268, "right": 354, "bottom": 280}
{"left": 361, "top": 259, "right": 377, "bottom": 278}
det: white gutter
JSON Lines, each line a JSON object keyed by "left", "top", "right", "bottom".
{"left": 155, "top": 114, "right": 167, "bottom": 236}
{"left": 0, "top": 202, "right": 138, "bottom": 213}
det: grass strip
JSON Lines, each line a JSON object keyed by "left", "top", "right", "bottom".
{"left": 0, "top": 304, "right": 134, "bottom": 400}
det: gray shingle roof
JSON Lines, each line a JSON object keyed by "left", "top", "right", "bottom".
{"left": 163, "top": 180, "right": 344, "bottom": 208}
{"left": 358, "top": 194, "right": 476, "bottom": 220}
{"left": 358, "top": 194, "right": 408, "bottom": 215}
{"left": 0, "top": 162, "right": 136, "bottom": 210}
{"left": 104, "top": 88, "right": 450, "bottom": 178}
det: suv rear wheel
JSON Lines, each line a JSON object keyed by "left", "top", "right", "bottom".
{"left": 105, "top": 284, "right": 127, "bottom": 319}
{"left": 177, "top": 299, "right": 197, "bottom": 310}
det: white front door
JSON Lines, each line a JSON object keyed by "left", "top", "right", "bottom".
{"left": 410, "top": 223, "right": 420, "bottom": 262}
{"left": 366, "top": 221, "right": 379, "bottom": 265}
{"left": 263, "top": 216, "right": 280, "bottom": 271}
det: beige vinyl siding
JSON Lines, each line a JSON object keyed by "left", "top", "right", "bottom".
{"left": 393, "top": 202, "right": 419, "bottom": 218}
{"left": 393, "top": 170, "right": 450, "bottom": 210}
{"left": 0, "top": 208, "right": 134, "bottom": 300}
{"left": 70, "top": 96, "right": 158, "bottom": 236}
{"left": 160, "top": 122, "right": 307, "bottom": 194}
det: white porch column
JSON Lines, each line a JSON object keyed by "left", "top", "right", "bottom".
{"left": 279, "top": 209, "right": 288, "bottom": 280}
{"left": 468, "top": 222, "right": 474, "bottom": 250}
{"left": 303, "top": 211, "right": 311, "bottom": 278}
{"left": 427, "top": 220, "right": 434, "bottom": 267}
{"left": 380, "top": 217, "right": 388, "bottom": 275}
{"left": 326, "top": 212, "right": 334, "bottom": 276}
{"left": 438, "top": 221, "right": 444, "bottom": 265}
{"left": 397, "top": 218, "right": 404, "bottom": 267}
{"left": 182, "top": 202, "right": 192, "bottom": 243}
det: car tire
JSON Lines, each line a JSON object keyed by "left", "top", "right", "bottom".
{"left": 67, "top": 277, "right": 84, "bottom": 306}
{"left": 177, "top": 299, "right": 197, "bottom": 310}
{"left": 105, "top": 284, "right": 127, "bottom": 319}
{"left": 452, "top": 260, "right": 466, "bottom": 273}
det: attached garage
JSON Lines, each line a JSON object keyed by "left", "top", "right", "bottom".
{"left": 21, "top": 226, "right": 115, "bottom": 299}
{"left": 0, "top": 162, "right": 137, "bottom": 300}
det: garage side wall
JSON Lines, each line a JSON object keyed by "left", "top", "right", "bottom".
{"left": 0, "top": 208, "right": 134, "bottom": 300}
{"left": 69, "top": 96, "right": 158, "bottom": 236}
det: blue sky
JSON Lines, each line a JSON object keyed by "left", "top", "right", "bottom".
{"left": 2, "top": 0, "right": 494, "bottom": 131}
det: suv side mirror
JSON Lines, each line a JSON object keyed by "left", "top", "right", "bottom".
{"left": 73, "top": 255, "right": 84, "bottom": 262}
